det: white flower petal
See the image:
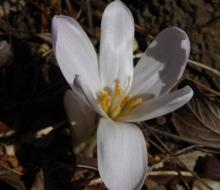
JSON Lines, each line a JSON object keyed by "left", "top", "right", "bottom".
{"left": 130, "top": 27, "right": 190, "bottom": 98}
{"left": 120, "top": 86, "right": 193, "bottom": 122}
{"left": 97, "top": 118, "right": 147, "bottom": 190}
{"left": 64, "top": 90, "right": 96, "bottom": 144}
{"left": 99, "top": 0, "right": 134, "bottom": 90}
{"left": 52, "top": 15, "right": 100, "bottom": 95}
{"left": 73, "top": 75, "right": 107, "bottom": 117}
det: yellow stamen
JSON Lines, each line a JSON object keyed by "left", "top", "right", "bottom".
{"left": 101, "top": 90, "right": 108, "bottom": 97}
{"left": 100, "top": 83, "right": 143, "bottom": 120}
{"left": 109, "top": 83, "right": 122, "bottom": 113}
{"left": 110, "top": 106, "right": 121, "bottom": 119}
{"left": 125, "top": 97, "right": 143, "bottom": 112}
{"left": 120, "top": 95, "right": 131, "bottom": 108}
{"left": 101, "top": 91, "right": 111, "bottom": 112}
{"left": 114, "top": 83, "right": 122, "bottom": 97}
{"left": 104, "top": 97, "right": 111, "bottom": 112}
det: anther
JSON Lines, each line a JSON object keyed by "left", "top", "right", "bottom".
{"left": 114, "top": 83, "right": 122, "bottom": 97}
{"left": 109, "top": 83, "right": 122, "bottom": 113}
{"left": 110, "top": 106, "right": 121, "bottom": 119}
{"left": 125, "top": 97, "right": 143, "bottom": 112}
{"left": 101, "top": 91, "right": 111, "bottom": 112}
{"left": 120, "top": 95, "right": 131, "bottom": 108}
{"left": 100, "top": 83, "right": 143, "bottom": 120}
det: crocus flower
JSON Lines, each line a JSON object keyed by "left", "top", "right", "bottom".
{"left": 52, "top": 0, "right": 193, "bottom": 189}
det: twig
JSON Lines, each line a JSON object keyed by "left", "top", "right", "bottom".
{"left": 147, "top": 138, "right": 167, "bottom": 154}
{"left": 42, "top": 49, "right": 53, "bottom": 58}
{"left": 34, "top": 120, "right": 68, "bottom": 138}
{"left": 149, "top": 145, "right": 202, "bottom": 174}
{"left": 76, "top": 164, "right": 97, "bottom": 171}
{"left": 135, "top": 24, "right": 155, "bottom": 38}
{"left": 75, "top": 0, "right": 91, "bottom": 21}
{"left": 188, "top": 59, "right": 220, "bottom": 77}
{"left": 145, "top": 125, "right": 220, "bottom": 150}
{"left": 86, "top": 0, "right": 93, "bottom": 30}
{"left": 65, "top": 0, "right": 75, "bottom": 17}
{"left": 88, "top": 177, "right": 102, "bottom": 186}
{"left": 150, "top": 171, "right": 192, "bottom": 176}
{"left": 76, "top": 155, "right": 97, "bottom": 171}
{"left": 195, "top": 15, "right": 220, "bottom": 29}
{"left": 87, "top": 171, "right": 193, "bottom": 186}
{"left": 146, "top": 124, "right": 191, "bottom": 190}
{"left": 186, "top": 77, "right": 220, "bottom": 97}
{"left": 173, "top": 145, "right": 204, "bottom": 157}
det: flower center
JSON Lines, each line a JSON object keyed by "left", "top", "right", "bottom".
{"left": 100, "top": 83, "right": 143, "bottom": 120}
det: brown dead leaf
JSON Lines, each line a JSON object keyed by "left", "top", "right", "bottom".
{"left": 205, "top": 98, "right": 220, "bottom": 121}
{"left": 192, "top": 179, "right": 220, "bottom": 190}
{"left": 8, "top": 156, "right": 19, "bottom": 168}
{"left": 0, "top": 41, "right": 11, "bottom": 67}
{"left": 0, "top": 121, "right": 10, "bottom": 133}
{"left": 145, "top": 178, "right": 166, "bottom": 190}
{"left": 177, "top": 151, "right": 208, "bottom": 171}
{"left": 175, "top": 184, "right": 185, "bottom": 190}
{"left": 173, "top": 105, "right": 220, "bottom": 143}
{"left": 172, "top": 87, "right": 220, "bottom": 145}
{"left": 50, "top": 0, "right": 58, "bottom": 8}
{"left": 0, "top": 166, "right": 26, "bottom": 190}
{"left": 0, "top": 121, "right": 15, "bottom": 138}
{"left": 31, "top": 170, "right": 44, "bottom": 190}
{"left": 189, "top": 94, "right": 220, "bottom": 135}
{"left": 194, "top": 155, "right": 220, "bottom": 181}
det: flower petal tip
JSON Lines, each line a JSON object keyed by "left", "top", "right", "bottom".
{"left": 97, "top": 119, "right": 147, "bottom": 190}
{"left": 184, "top": 85, "right": 194, "bottom": 100}
{"left": 162, "top": 26, "right": 191, "bottom": 52}
{"left": 104, "top": 0, "right": 134, "bottom": 22}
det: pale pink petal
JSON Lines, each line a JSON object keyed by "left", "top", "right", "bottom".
{"left": 97, "top": 118, "right": 147, "bottom": 190}
{"left": 52, "top": 15, "right": 100, "bottom": 95}
{"left": 99, "top": 0, "right": 134, "bottom": 90}
{"left": 120, "top": 86, "right": 193, "bottom": 122}
{"left": 73, "top": 75, "right": 107, "bottom": 117}
{"left": 130, "top": 27, "right": 190, "bottom": 99}
{"left": 64, "top": 90, "right": 96, "bottom": 144}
